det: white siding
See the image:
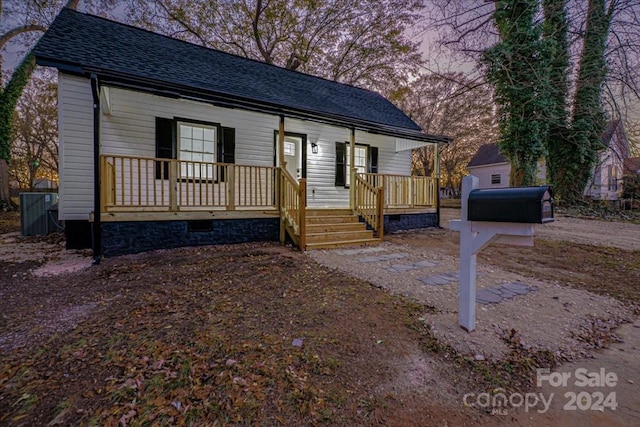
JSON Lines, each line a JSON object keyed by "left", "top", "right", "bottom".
{"left": 102, "top": 87, "right": 279, "bottom": 166}
{"left": 467, "top": 163, "right": 511, "bottom": 189}
{"left": 586, "top": 149, "right": 623, "bottom": 201}
{"left": 285, "top": 119, "right": 349, "bottom": 207}
{"left": 58, "top": 80, "right": 416, "bottom": 216}
{"left": 58, "top": 74, "right": 94, "bottom": 220}
{"left": 284, "top": 120, "right": 412, "bottom": 207}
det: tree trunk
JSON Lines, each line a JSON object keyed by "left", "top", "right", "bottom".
{"left": 542, "top": 0, "right": 570, "bottom": 199}
{"left": 0, "top": 159, "right": 12, "bottom": 209}
{"left": 561, "top": 0, "right": 610, "bottom": 205}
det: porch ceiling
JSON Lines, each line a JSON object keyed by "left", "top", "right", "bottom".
{"left": 395, "top": 138, "right": 437, "bottom": 152}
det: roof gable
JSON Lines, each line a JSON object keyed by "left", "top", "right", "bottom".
{"left": 34, "top": 9, "right": 445, "bottom": 142}
{"left": 602, "top": 119, "right": 630, "bottom": 159}
{"left": 467, "top": 143, "right": 507, "bottom": 167}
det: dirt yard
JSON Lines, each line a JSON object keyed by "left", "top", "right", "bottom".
{"left": 0, "top": 209, "right": 638, "bottom": 426}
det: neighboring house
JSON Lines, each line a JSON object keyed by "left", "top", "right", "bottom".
{"left": 468, "top": 120, "right": 629, "bottom": 200}
{"left": 584, "top": 119, "right": 630, "bottom": 201}
{"left": 466, "top": 143, "right": 511, "bottom": 188}
{"left": 33, "top": 9, "right": 449, "bottom": 258}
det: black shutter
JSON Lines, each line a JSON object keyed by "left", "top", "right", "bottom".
{"left": 335, "top": 142, "right": 346, "bottom": 186}
{"left": 217, "top": 126, "right": 236, "bottom": 181}
{"left": 222, "top": 127, "right": 236, "bottom": 164}
{"left": 155, "top": 117, "right": 174, "bottom": 179}
{"left": 369, "top": 146, "right": 378, "bottom": 174}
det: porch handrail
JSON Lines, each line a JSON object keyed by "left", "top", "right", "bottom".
{"left": 100, "top": 154, "right": 278, "bottom": 212}
{"left": 280, "top": 167, "right": 306, "bottom": 249}
{"left": 362, "top": 173, "right": 436, "bottom": 208}
{"left": 354, "top": 173, "right": 384, "bottom": 239}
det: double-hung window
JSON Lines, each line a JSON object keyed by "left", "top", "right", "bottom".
{"left": 335, "top": 141, "right": 378, "bottom": 187}
{"left": 178, "top": 122, "right": 216, "bottom": 181}
{"left": 345, "top": 145, "right": 368, "bottom": 187}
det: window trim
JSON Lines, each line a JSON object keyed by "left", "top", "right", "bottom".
{"left": 175, "top": 117, "right": 221, "bottom": 183}
{"left": 490, "top": 174, "right": 501, "bottom": 185}
{"left": 345, "top": 142, "right": 369, "bottom": 188}
{"left": 272, "top": 130, "right": 308, "bottom": 179}
{"left": 336, "top": 142, "right": 377, "bottom": 188}
{"left": 608, "top": 165, "right": 618, "bottom": 191}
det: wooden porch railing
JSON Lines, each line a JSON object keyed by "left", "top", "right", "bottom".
{"left": 354, "top": 173, "right": 384, "bottom": 239}
{"left": 100, "top": 154, "right": 278, "bottom": 212}
{"left": 280, "top": 167, "right": 306, "bottom": 249}
{"left": 363, "top": 174, "right": 436, "bottom": 208}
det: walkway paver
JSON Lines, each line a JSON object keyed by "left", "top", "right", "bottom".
{"left": 336, "top": 247, "right": 387, "bottom": 256}
{"left": 476, "top": 282, "right": 538, "bottom": 305}
{"left": 358, "top": 253, "right": 408, "bottom": 263}
{"left": 417, "top": 271, "right": 459, "bottom": 286}
{"left": 384, "top": 260, "right": 439, "bottom": 272}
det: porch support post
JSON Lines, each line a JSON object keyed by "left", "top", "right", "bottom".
{"left": 279, "top": 115, "right": 286, "bottom": 243}
{"left": 278, "top": 115, "right": 286, "bottom": 168}
{"left": 350, "top": 127, "right": 356, "bottom": 211}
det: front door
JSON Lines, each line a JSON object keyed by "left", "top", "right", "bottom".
{"left": 284, "top": 135, "right": 303, "bottom": 180}
{"left": 275, "top": 132, "right": 307, "bottom": 181}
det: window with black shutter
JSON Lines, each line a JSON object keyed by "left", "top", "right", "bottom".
{"left": 217, "top": 126, "right": 236, "bottom": 182}
{"left": 336, "top": 142, "right": 375, "bottom": 188}
{"left": 155, "top": 117, "right": 235, "bottom": 183}
{"left": 155, "top": 117, "right": 174, "bottom": 179}
{"left": 335, "top": 142, "right": 346, "bottom": 186}
{"left": 369, "top": 146, "right": 378, "bottom": 174}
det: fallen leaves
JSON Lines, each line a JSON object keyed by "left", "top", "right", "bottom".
{"left": 1, "top": 243, "right": 417, "bottom": 426}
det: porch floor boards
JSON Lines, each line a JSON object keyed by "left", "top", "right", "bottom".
{"left": 304, "top": 208, "right": 379, "bottom": 250}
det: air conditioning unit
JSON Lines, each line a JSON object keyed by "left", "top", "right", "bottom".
{"left": 20, "top": 192, "right": 59, "bottom": 236}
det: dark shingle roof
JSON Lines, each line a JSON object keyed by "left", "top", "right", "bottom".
{"left": 602, "top": 119, "right": 620, "bottom": 146}
{"left": 467, "top": 143, "right": 507, "bottom": 167}
{"left": 602, "top": 119, "right": 630, "bottom": 159}
{"left": 34, "top": 9, "right": 445, "bottom": 142}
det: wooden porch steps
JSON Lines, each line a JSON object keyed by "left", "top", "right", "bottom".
{"left": 304, "top": 209, "right": 379, "bottom": 250}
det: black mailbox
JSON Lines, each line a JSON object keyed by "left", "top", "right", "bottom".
{"left": 467, "top": 186, "right": 554, "bottom": 223}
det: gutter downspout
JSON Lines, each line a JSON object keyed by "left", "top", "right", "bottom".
{"left": 90, "top": 73, "right": 102, "bottom": 264}
{"left": 435, "top": 143, "right": 441, "bottom": 228}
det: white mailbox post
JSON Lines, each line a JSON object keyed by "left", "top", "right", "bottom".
{"left": 450, "top": 176, "right": 537, "bottom": 332}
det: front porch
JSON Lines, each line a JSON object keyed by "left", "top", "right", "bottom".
{"left": 99, "top": 154, "right": 437, "bottom": 250}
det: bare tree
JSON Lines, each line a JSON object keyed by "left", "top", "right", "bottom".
{"left": 125, "top": 0, "right": 425, "bottom": 93}
{"left": 397, "top": 72, "right": 497, "bottom": 195}
{"left": 424, "top": 0, "right": 640, "bottom": 202}
{"left": 0, "top": 0, "right": 119, "bottom": 208}
{"left": 9, "top": 71, "right": 58, "bottom": 190}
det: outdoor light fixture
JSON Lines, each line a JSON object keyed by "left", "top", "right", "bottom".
{"left": 311, "top": 142, "right": 319, "bottom": 154}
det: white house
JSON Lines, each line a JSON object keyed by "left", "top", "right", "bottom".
{"left": 467, "top": 120, "right": 629, "bottom": 199}
{"left": 34, "top": 9, "right": 449, "bottom": 259}
{"left": 584, "top": 119, "right": 630, "bottom": 201}
{"left": 466, "top": 143, "right": 512, "bottom": 188}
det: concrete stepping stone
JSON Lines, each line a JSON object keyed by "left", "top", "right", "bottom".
{"left": 418, "top": 276, "right": 449, "bottom": 286}
{"left": 503, "top": 282, "right": 537, "bottom": 295}
{"left": 418, "top": 271, "right": 459, "bottom": 286}
{"left": 497, "top": 288, "right": 519, "bottom": 298}
{"left": 476, "top": 289, "right": 503, "bottom": 304}
{"left": 358, "top": 253, "right": 408, "bottom": 263}
{"left": 336, "top": 247, "right": 387, "bottom": 256}
{"left": 414, "top": 260, "right": 438, "bottom": 268}
{"left": 476, "top": 282, "right": 538, "bottom": 305}
{"left": 385, "top": 264, "right": 417, "bottom": 272}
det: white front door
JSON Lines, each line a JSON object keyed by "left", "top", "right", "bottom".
{"left": 283, "top": 135, "right": 303, "bottom": 180}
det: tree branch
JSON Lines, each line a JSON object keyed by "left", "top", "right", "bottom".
{"left": 0, "top": 24, "right": 47, "bottom": 51}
